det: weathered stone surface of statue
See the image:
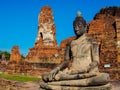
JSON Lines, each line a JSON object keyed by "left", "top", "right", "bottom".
{"left": 26, "top": 6, "right": 59, "bottom": 63}
{"left": 10, "top": 46, "right": 21, "bottom": 62}
{"left": 40, "top": 12, "right": 111, "bottom": 90}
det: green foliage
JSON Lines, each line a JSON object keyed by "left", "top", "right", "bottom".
{"left": 0, "top": 51, "right": 10, "bottom": 60}
{"left": 21, "top": 54, "right": 25, "bottom": 59}
{"left": 0, "top": 74, "right": 41, "bottom": 82}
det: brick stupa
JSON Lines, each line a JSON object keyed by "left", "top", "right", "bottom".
{"left": 10, "top": 46, "right": 21, "bottom": 62}
{"left": 26, "top": 6, "right": 59, "bottom": 63}
{"left": 88, "top": 6, "right": 120, "bottom": 68}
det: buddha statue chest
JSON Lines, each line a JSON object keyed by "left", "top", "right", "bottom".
{"left": 70, "top": 35, "right": 92, "bottom": 70}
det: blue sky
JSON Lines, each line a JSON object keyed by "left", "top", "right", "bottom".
{"left": 0, "top": 0, "right": 120, "bottom": 56}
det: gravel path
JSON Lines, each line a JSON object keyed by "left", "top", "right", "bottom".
{"left": 17, "top": 81, "right": 40, "bottom": 90}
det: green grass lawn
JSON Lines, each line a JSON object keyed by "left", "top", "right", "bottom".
{"left": 0, "top": 74, "right": 41, "bottom": 82}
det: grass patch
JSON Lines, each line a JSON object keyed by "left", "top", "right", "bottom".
{"left": 0, "top": 74, "right": 41, "bottom": 82}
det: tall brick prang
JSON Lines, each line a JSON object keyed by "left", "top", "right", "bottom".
{"left": 26, "top": 6, "right": 59, "bottom": 63}
{"left": 10, "top": 46, "right": 21, "bottom": 62}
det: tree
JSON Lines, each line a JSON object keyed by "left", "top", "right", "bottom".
{"left": 0, "top": 51, "right": 10, "bottom": 60}
{"left": 21, "top": 54, "right": 25, "bottom": 59}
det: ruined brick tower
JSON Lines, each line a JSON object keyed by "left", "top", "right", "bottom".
{"left": 116, "top": 19, "right": 120, "bottom": 62}
{"left": 26, "top": 6, "right": 59, "bottom": 63}
{"left": 36, "top": 6, "right": 58, "bottom": 46}
{"left": 88, "top": 7, "right": 120, "bottom": 68}
{"left": 10, "top": 46, "right": 21, "bottom": 62}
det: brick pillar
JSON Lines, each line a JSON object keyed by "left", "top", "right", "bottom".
{"left": 116, "top": 19, "right": 120, "bottom": 62}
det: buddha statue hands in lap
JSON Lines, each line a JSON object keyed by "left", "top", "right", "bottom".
{"left": 41, "top": 12, "right": 110, "bottom": 86}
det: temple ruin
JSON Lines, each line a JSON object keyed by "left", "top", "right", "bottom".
{"left": 26, "top": 6, "right": 60, "bottom": 63}
{"left": 10, "top": 46, "right": 21, "bottom": 62}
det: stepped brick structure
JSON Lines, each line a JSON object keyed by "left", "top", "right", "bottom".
{"left": 26, "top": 6, "right": 59, "bottom": 63}
{"left": 87, "top": 6, "right": 120, "bottom": 80}
{"left": 10, "top": 46, "right": 21, "bottom": 62}
{"left": 88, "top": 6, "right": 120, "bottom": 68}
{"left": 116, "top": 19, "right": 120, "bottom": 62}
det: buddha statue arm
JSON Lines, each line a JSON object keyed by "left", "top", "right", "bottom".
{"left": 87, "top": 41, "right": 100, "bottom": 72}
{"left": 59, "top": 42, "right": 71, "bottom": 70}
{"left": 42, "top": 42, "right": 71, "bottom": 82}
{"left": 51, "top": 42, "right": 71, "bottom": 73}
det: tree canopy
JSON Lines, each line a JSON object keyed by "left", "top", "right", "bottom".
{"left": 0, "top": 51, "right": 10, "bottom": 60}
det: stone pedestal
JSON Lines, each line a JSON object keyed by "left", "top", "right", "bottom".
{"left": 40, "top": 83, "right": 111, "bottom": 90}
